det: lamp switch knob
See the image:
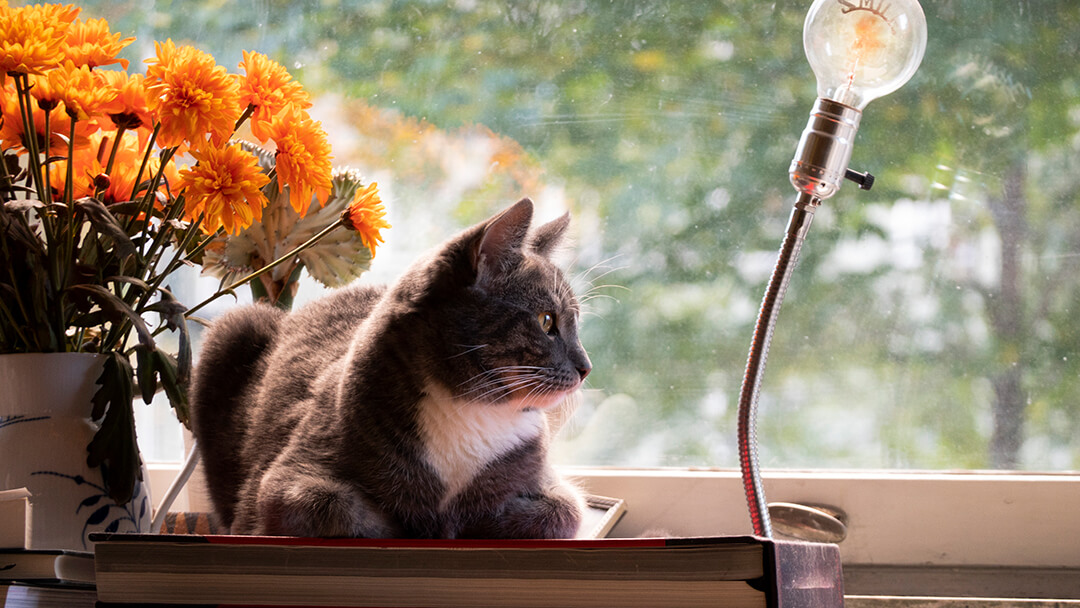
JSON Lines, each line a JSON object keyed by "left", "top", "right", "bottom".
{"left": 845, "top": 169, "right": 875, "bottom": 191}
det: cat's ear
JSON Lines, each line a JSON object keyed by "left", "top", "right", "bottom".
{"left": 472, "top": 198, "right": 534, "bottom": 283}
{"left": 529, "top": 211, "right": 570, "bottom": 259}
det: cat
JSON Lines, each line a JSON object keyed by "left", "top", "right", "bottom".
{"left": 190, "top": 198, "right": 592, "bottom": 539}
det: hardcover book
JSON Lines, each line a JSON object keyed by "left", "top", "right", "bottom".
{"left": 90, "top": 533, "right": 843, "bottom": 607}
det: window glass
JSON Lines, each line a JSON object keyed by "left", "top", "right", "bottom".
{"left": 77, "top": 0, "right": 1080, "bottom": 471}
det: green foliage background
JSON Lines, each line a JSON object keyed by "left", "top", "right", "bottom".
{"left": 81, "top": 0, "right": 1080, "bottom": 470}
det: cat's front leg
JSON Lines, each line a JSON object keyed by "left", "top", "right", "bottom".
{"left": 467, "top": 474, "right": 586, "bottom": 539}
{"left": 255, "top": 466, "right": 399, "bottom": 538}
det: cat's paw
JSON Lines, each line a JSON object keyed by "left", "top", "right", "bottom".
{"left": 491, "top": 483, "right": 585, "bottom": 539}
{"left": 256, "top": 471, "right": 397, "bottom": 538}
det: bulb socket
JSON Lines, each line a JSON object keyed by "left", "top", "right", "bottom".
{"left": 789, "top": 98, "right": 862, "bottom": 200}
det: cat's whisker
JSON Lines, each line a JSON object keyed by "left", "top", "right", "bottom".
{"left": 460, "top": 373, "right": 551, "bottom": 407}
{"left": 460, "top": 373, "right": 539, "bottom": 398}
{"left": 579, "top": 292, "right": 621, "bottom": 305}
{"left": 574, "top": 253, "right": 627, "bottom": 285}
{"left": 467, "top": 374, "right": 546, "bottom": 400}
{"left": 455, "top": 365, "right": 547, "bottom": 388}
{"left": 447, "top": 344, "right": 489, "bottom": 359}
{"left": 578, "top": 265, "right": 626, "bottom": 289}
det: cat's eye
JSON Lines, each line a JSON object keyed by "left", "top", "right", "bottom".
{"left": 537, "top": 312, "right": 556, "bottom": 335}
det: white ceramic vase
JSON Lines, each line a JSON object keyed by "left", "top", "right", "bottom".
{"left": 0, "top": 353, "right": 152, "bottom": 552}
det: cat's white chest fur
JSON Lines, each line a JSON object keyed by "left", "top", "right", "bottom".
{"left": 416, "top": 384, "right": 545, "bottom": 508}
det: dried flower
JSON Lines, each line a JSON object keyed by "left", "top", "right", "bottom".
{"left": 237, "top": 50, "right": 312, "bottom": 142}
{"left": 179, "top": 141, "right": 270, "bottom": 235}
{"left": 61, "top": 16, "right": 134, "bottom": 69}
{"left": 144, "top": 39, "right": 242, "bottom": 150}
{"left": 267, "top": 105, "right": 333, "bottom": 216}
{"left": 0, "top": 3, "right": 80, "bottom": 80}
{"left": 343, "top": 181, "right": 390, "bottom": 258}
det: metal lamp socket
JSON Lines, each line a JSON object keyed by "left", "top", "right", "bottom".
{"left": 789, "top": 98, "right": 862, "bottom": 201}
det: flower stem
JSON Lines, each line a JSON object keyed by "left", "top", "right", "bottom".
{"left": 105, "top": 124, "right": 128, "bottom": 178}
{"left": 185, "top": 226, "right": 226, "bottom": 261}
{"left": 0, "top": 148, "right": 14, "bottom": 202}
{"left": 185, "top": 218, "right": 346, "bottom": 318}
{"left": 234, "top": 104, "right": 256, "bottom": 133}
{"left": 14, "top": 75, "right": 48, "bottom": 204}
{"left": 43, "top": 108, "right": 52, "bottom": 201}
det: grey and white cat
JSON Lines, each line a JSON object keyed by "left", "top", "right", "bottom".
{"left": 190, "top": 198, "right": 591, "bottom": 539}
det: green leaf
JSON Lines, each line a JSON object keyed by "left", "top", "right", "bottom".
{"left": 134, "top": 344, "right": 156, "bottom": 405}
{"left": 155, "top": 287, "right": 192, "bottom": 386}
{"left": 106, "top": 275, "right": 151, "bottom": 292}
{"left": 87, "top": 351, "right": 142, "bottom": 505}
{"left": 153, "top": 349, "right": 190, "bottom": 427}
{"left": 68, "top": 284, "right": 155, "bottom": 349}
{"left": 75, "top": 198, "right": 137, "bottom": 261}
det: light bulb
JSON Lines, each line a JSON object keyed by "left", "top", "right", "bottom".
{"left": 804, "top": 0, "right": 927, "bottom": 110}
{"left": 790, "top": 0, "right": 927, "bottom": 200}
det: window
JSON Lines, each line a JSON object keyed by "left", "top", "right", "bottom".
{"left": 81, "top": 0, "right": 1079, "bottom": 587}
{"left": 101, "top": 0, "right": 1080, "bottom": 473}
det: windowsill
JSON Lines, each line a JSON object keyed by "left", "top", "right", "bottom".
{"left": 147, "top": 464, "right": 1080, "bottom": 600}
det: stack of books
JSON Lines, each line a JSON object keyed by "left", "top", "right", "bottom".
{"left": 0, "top": 488, "right": 96, "bottom": 607}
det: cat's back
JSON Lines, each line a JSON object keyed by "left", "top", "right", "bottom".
{"left": 274, "top": 283, "right": 385, "bottom": 356}
{"left": 252, "top": 282, "right": 387, "bottom": 413}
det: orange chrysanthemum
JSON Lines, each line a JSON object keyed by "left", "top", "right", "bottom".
{"left": 237, "top": 50, "right": 312, "bottom": 142}
{"left": 179, "top": 141, "right": 270, "bottom": 235}
{"left": 144, "top": 39, "right": 242, "bottom": 150}
{"left": 27, "top": 72, "right": 63, "bottom": 110}
{"left": 47, "top": 132, "right": 102, "bottom": 201}
{"left": 62, "top": 16, "right": 134, "bottom": 69}
{"left": 84, "top": 129, "right": 176, "bottom": 203}
{"left": 267, "top": 106, "right": 332, "bottom": 216}
{"left": 0, "top": 3, "right": 80, "bottom": 80}
{"left": 343, "top": 181, "right": 390, "bottom": 258}
{"left": 98, "top": 70, "right": 155, "bottom": 136}
{"left": 0, "top": 93, "right": 92, "bottom": 155}
{"left": 46, "top": 60, "right": 117, "bottom": 120}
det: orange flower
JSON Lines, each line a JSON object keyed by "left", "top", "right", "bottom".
{"left": 144, "top": 39, "right": 242, "bottom": 150}
{"left": 47, "top": 132, "right": 103, "bottom": 201}
{"left": 179, "top": 141, "right": 270, "bottom": 235}
{"left": 27, "top": 72, "right": 63, "bottom": 110}
{"left": 98, "top": 69, "right": 155, "bottom": 142}
{"left": 267, "top": 106, "right": 332, "bottom": 216}
{"left": 46, "top": 60, "right": 117, "bottom": 120}
{"left": 62, "top": 17, "right": 134, "bottom": 69}
{"left": 0, "top": 3, "right": 80, "bottom": 80}
{"left": 237, "top": 50, "right": 311, "bottom": 142}
{"left": 0, "top": 93, "right": 93, "bottom": 155}
{"left": 342, "top": 181, "right": 390, "bottom": 258}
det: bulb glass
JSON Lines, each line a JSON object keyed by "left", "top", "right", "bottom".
{"left": 803, "top": 0, "right": 927, "bottom": 110}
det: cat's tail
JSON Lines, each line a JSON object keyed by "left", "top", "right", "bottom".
{"left": 190, "top": 303, "right": 286, "bottom": 530}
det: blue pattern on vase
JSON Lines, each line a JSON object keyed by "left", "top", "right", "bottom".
{"left": 31, "top": 471, "right": 150, "bottom": 549}
{"left": 0, "top": 414, "right": 51, "bottom": 430}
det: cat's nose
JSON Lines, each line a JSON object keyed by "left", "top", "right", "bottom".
{"left": 576, "top": 362, "right": 591, "bottom": 381}
{"left": 572, "top": 349, "right": 591, "bottom": 381}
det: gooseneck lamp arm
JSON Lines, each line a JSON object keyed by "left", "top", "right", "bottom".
{"left": 737, "top": 0, "right": 927, "bottom": 538}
